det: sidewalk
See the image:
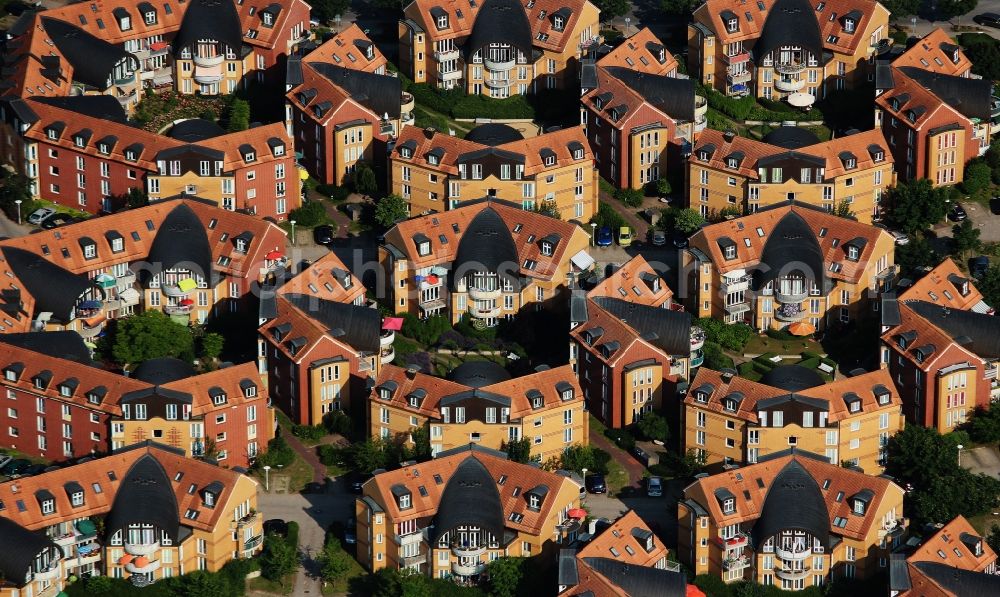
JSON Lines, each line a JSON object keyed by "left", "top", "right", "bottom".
{"left": 590, "top": 429, "right": 645, "bottom": 488}
{"left": 600, "top": 189, "right": 654, "bottom": 240}
{"left": 282, "top": 432, "right": 326, "bottom": 485}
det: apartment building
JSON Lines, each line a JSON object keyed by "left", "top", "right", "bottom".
{"left": 0, "top": 95, "right": 300, "bottom": 218}
{"left": 0, "top": 197, "right": 285, "bottom": 338}
{"left": 390, "top": 124, "right": 598, "bottom": 221}
{"left": 677, "top": 451, "right": 907, "bottom": 589}
{"left": 1, "top": 0, "right": 309, "bottom": 102}
{"left": 286, "top": 24, "right": 414, "bottom": 186}
{"left": 683, "top": 366, "right": 903, "bottom": 473}
{"left": 580, "top": 27, "right": 705, "bottom": 190}
{"left": 356, "top": 445, "right": 582, "bottom": 583}
{"left": 370, "top": 361, "right": 587, "bottom": 462}
{"left": 890, "top": 515, "right": 999, "bottom": 596}
{"left": 894, "top": 258, "right": 992, "bottom": 312}
{"left": 687, "top": 127, "right": 895, "bottom": 223}
{"left": 0, "top": 442, "right": 262, "bottom": 593}
{"left": 684, "top": 203, "right": 895, "bottom": 331}
{"left": 557, "top": 511, "right": 692, "bottom": 596}
{"left": 875, "top": 66, "right": 992, "bottom": 185}
{"left": 398, "top": 0, "right": 599, "bottom": 97}
{"left": 688, "top": 0, "right": 890, "bottom": 103}
{"left": 379, "top": 199, "right": 592, "bottom": 325}
{"left": 258, "top": 251, "right": 382, "bottom": 426}
{"left": 891, "top": 28, "right": 974, "bottom": 79}
{"left": 569, "top": 294, "right": 694, "bottom": 428}
{"left": 586, "top": 254, "right": 674, "bottom": 309}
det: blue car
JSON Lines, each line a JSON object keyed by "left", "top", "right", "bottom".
{"left": 596, "top": 226, "right": 613, "bottom": 247}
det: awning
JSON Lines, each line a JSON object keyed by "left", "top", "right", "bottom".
{"left": 194, "top": 64, "right": 223, "bottom": 82}
{"left": 152, "top": 73, "right": 172, "bottom": 86}
{"left": 149, "top": 41, "right": 169, "bottom": 51}
{"left": 76, "top": 519, "right": 97, "bottom": 538}
{"left": 787, "top": 92, "right": 816, "bottom": 108}
{"left": 177, "top": 278, "right": 197, "bottom": 292}
{"left": 731, "top": 84, "right": 747, "bottom": 92}
{"left": 382, "top": 317, "right": 404, "bottom": 331}
{"left": 570, "top": 250, "right": 595, "bottom": 271}
{"left": 95, "top": 273, "right": 116, "bottom": 289}
{"left": 179, "top": 298, "right": 195, "bottom": 306}
{"left": 973, "top": 300, "right": 993, "bottom": 314}
{"left": 430, "top": 266, "right": 449, "bottom": 276}
{"left": 83, "top": 314, "right": 106, "bottom": 328}
{"left": 77, "top": 543, "right": 96, "bottom": 555}
{"left": 568, "top": 508, "right": 587, "bottom": 519}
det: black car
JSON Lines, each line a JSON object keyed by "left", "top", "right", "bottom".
{"left": 41, "top": 214, "right": 74, "bottom": 230}
{"left": 672, "top": 234, "right": 689, "bottom": 249}
{"left": 585, "top": 473, "right": 607, "bottom": 494}
{"left": 991, "top": 197, "right": 1000, "bottom": 215}
{"left": 948, "top": 204, "right": 968, "bottom": 222}
{"left": 22, "top": 463, "right": 47, "bottom": 476}
{"left": 971, "top": 255, "right": 991, "bottom": 278}
{"left": 313, "top": 224, "right": 335, "bottom": 245}
{"left": 349, "top": 471, "right": 373, "bottom": 493}
{"left": 263, "top": 519, "right": 288, "bottom": 537}
{"left": 0, "top": 458, "right": 30, "bottom": 476}
{"left": 975, "top": 12, "right": 1000, "bottom": 28}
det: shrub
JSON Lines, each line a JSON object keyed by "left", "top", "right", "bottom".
{"left": 765, "top": 328, "right": 796, "bottom": 341}
{"left": 603, "top": 427, "right": 636, "bottom": 452}
{"left": 288, "top": 200, "right": 328, "bottom": 227}
{"left": 696, "top": 318, "right": 753, "bottom": 351}
{"left": 801, "top": 350, "right": 824, "bottom": 360}
{"left": 255, "top": 436, "right": 295, "bottom": 469}
{"left": 614, "top": 187, "right": 644, "bottom": 208}
{"left": 291, "top": 424, "right": 326, "bottom": 443}
{"left": 323, "top": 410, "right": 353, "bottom": 436}
{"left": 590, "top": 201, "right": 627, "bottom": 231}
{"left": 315, "top": 183, "right": 351, "bottom": 202}
{"left": 890, "top": 29, "right": 909, "bottom": 46}
{"left": 317, "top": 444, "right": 343, "bottom": 466}
{"left": 703, "top": 342, "right": 734, "bottom": 370}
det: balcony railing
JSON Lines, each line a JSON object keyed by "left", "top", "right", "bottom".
{"left": 721, "top": 275, "right": 752, "bottom": 294}
{"left": 774, "top": 62, "right": 806, "bottom": 74}
{"left": 453, "top": 560, "right": 486, "bottom": 576}
{"left": 244, "top": 534, "right": 264, "bottom": 550}
{"left": 193, "top": 53, "right": 225, "bottom": 68}
{"left": 124, "top": 540, "right": 161, "bottom": 557}
{"left": 380, "top": 347, "right": 395, "bottom": 365}
{"left": 401, "top": 553, "right": 427, "bottom": 567}
{"left": 234, "top": 511, "right": 260, "bottom": 528}
{"left": 775, "top": 545, "right": 812, "bottom": 561}
{"left": 380, "top": 330, "right": 395, "bottom": 346}
{"left": 485, "top": 78, "right": 509, "bottom": 89}
{"left": 126, "top": 558, "right": 161, "bottom": 574}
{"left": 775, "top": 566, "right": 811, "bottom": 581}
{"left": 775, "top": 289, "right": 808, "bottom": 304}
{"left": 33, "top": 562, "right": 61, "bottom": 581}
{"left": 434, "top": 48, "right": 461, "bottom": 62}
{"left": 452, "top": 544, "right": 487, "bottom": 557}
{"left": 484, "top": 57, "right": 515, "bottom": 72}
{"left": 724, "top": 302, "right": 751, "bottom": 315}
{"left": 775, "top": 78, "right": 805, "bottom": 92}
{"left": 468, "top": 287, "right": 502, "bottom": 301}
{"left": 723, "top": 554, "right": 750, "bottom": 570}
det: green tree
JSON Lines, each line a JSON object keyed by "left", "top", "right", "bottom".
{"left": 988, "top": 523, "right": 1000, "bottom": 557}
{"left": 226, "top": 98, "right": 250, "bottom": 132}
{"left": 702, "top": 341, "right": 734, "bottom": 370}
{"left": 353, "top": 162, "right": 378, "bottom": 197}
{"left": 112, "top": 311, "right": 194, "bottom": 366}
{"left": 967, "top": 404, "right": 1000, "bottom": 444}
{"left": 661, "top": 0, "right": 699, "bottom": 14}
{"left": 613, "top": 187, "right": 644, "bottom": 208}
{"left": 895, "top": 236, "right": 937, "bottom": 276}
{"left": 289, "top": 200, "right": 328, "bottom": 227}
{"left": 963, "top": 161, "right": 992, "bottom": 195}
{"left": 976, "top": 264, "right": 1000, "bottom": 307}
{"left": 656, "top": 177, "right": 672, "bottom": 197}
{"left": 560, "top": 444, "right": 612, "bottom": 474}
{"left": 172, "top": 570, "right": 233, "bottom": 597}
{"left": 486, "top": 557, "right": 524, "bottom": 597}
{"left": 936, "top": 0, "right": 978, "bottom": 20}
{"left": 318, "top": 537, "right": 353, "bottom": 584}
{"left": 124, "top": 186, "right": 149, "bottom": 209}
{"left": 952, "top": 220, "right": 982, "bottom": 259}
{"left": 374, "top": 194, "right": 409, "bottom": 228}
{"left": 0, "top": 169, "right": 34, "bottom": 221}
{"left": 593, "top": 0, "right": 630, "bottom": 18}
{"left": 350, "top": 438, "right": 393, "bottom": 473}
{"left": 958, "top": 33, "right": 1000, "bottom": 81}
{"left": 879, "top": 0, "right": 921, "bottom": 16}
{"left": 502, "top": 437, "right": 532, "bottom": 463}
{"left": 885, "top": 179, "right": 950, "bottom": 235}
{"left": 533, "top": 201, "right": 561, "bottom": 219}
{"left": 409, "top": 426, "right": 432, "bottom": 462}
{"left": 311, "top": 0, "right": 350, "bottom": 22}
{"left": 636, "top": 412, "right": 670, "bottom": 443}
{"left": 833, "top": 199, "right": 856, "bottom": 219}
{"left": 199, "top": 332, "right": 225, "bottom": 361}
{"left": 674, "top": 208, "right": 706, "bottom": 235}
{"left": 260, "top": 534, "right": 298, "bottom": 583}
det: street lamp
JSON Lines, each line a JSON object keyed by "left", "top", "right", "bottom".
{"left": 957, "top": 444, "right": 964, "bottom": 468}
{"left": 624, "top": 17, "right": 630, "bottom": 37}
{"left": 590, "top": 222, "right": 597, "bottom": 247}
{"left": 14, "top": 200, "right": 21, "bottom": 225}
{"left": 263, "top": 465, "right": 271, "bottom": 492}
{"left": 290, "top": 219, "right": 297, "bottom": 246}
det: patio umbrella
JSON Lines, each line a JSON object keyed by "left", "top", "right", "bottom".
{"left": 265, "top": 250, "right": 284, "bottom": 260}
{"left": 787, "top": 321, "right": 816, "bottom": 336}
{"left": 179, "top": 298, "right": 195, "bottom": 306}
{"left": 382, "top": 317, "right": 404, "bottom": 331}
{"left": 567, "top": 508, "right": 587, "bottom": 519}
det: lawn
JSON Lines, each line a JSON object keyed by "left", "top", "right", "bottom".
{"left": 412, "top": 105, "right": 474, "bottom": 136}
{"left": 319, "top": 551, "right": 367, "bottom": 595}
{"left": 247, "top": 576, "right": 295, "bottom": 595}
{"left": 132, "top": 90, "right": 228, "bottom": 133}
{"left": 742, "top": 335, "right": 822, "bottom": 357}
{"left": 252, "top": 411, "right": 316, "bottom": 494}
{"left": 587, "top": 415, "right": 632, "bottom": 495}
{"left": 968, "top": 512, "right": 1000, "bottom": 537}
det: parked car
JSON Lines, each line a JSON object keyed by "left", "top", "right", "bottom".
{"left": 349, "top": 471, "right": 373, "bottom": 493}
{"left": 991, "top": 197, "right": 1000, "bottom": 215}
{"left": 874, "top": 223, "right": 910, "bottom": 245}
{"left": 0, "top": 454, "right": 11, "bottom": 470}
{"left": 647, "top": 476, "right": 664, "bottom": 497}
{"left": 672, "top": 234, "right": 689, "bottom": 249}
{"left": 618, "top": 226, "right": 633, "bottom": 248}
{"left": 263, "top": 519, "right": 289, "bottom": 537}
{"left": 22, "top": 463, "right": 47, "bottom": 477}
{"left": 948, "top": 204, "right": 968, "bottom": 222}
{"left": 651, "top": 230, "right": 667, "bottom": 246}
{"left": 0, "top": 458, "right": 30, "bottom": 476}
{"left": 313, "top": 224, "right": 335, "bottom": 245}
{"left": 975, "top": 12, "right": 1000, "bottom": 27}
{"left": 41, "top": 214, "right": 74, "bottom": 229}
{"left": 971, "top": 255, "right": 991, "bottom": 278}
{"left": 595, "top": 226, "right": 613, "bottom": 247}
{"left": 585, "top": 473, "right": 607, "bottom": 494}
{"left": 344, "top": 517, "right": 357, "bottom": 545}
{"left": 27, "top": 208, "right": 54, "bottom": 225}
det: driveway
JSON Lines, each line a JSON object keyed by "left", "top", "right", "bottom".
{"left": 961, "top": 445, "right": 1000, "bottom": 479}
{"left": 583, "top": 478, "right": 685, "bottom": 548}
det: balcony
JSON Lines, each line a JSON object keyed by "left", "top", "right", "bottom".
{"left": 723, "top": 554, "right": 750, "bottom": 571}
{"left": 485, "top": 78, "right": 509, "bottom": 90}
{"left": 381, "top": 330, "right": 395, "bottom": 347}
{"left": 694, "top": 95, "right": 708, "bottom": 120}
{"left": 722, "top": 533, "right": 749, "bottom": 550}
{"left": 724, "top": 301, "right": 751, "bottom": 315}
{"left": 126, "top": 558, "right": 161, "bottom": 574}
{"left": 117, "top": 270, "right": 136, "bottom": 288}
{"left": 164, "top": 304, "right": 193, "bottom": 316}
{"left": 484, "top": 57, "right": 515, "bottom": 72}
{"left": 114, "top": 72, "right": 137, "bottom": 86}
{"left": 470, "top": 304, "right": 501, "bottom": 319}
{"left": 695, "top": 118, "right": 707, "bottom": 133}
{"left": 453, "top": 560, "right": 486, "bottom": 576}
{"left": 775, "top": 289, "right": 807, "bottom": 304}
{"left": 162, "top": 279, "right": 196, "bottom": 297}
{"left": 194, "top": 64, "right": 223, "bottom": 84}
{"left": 775, "top": 305, "right": 807, "bottom": 322}
{"left": 193, "top": 53, "right": 225, "bottom": 68}
{"left": 689, "top": 351, "right": 704, "bottom": 369}
{"left": 244, "top": 534, "right": 264, "bottom": 551}
{"left": 119, "top": 288, "right": 141, "bottom": 307}
{"left": 234, "top": 511, "right": 260, "bottom": 529}
{"left": 724, "top": 52, "right": 750, "bottom": 65}
{"left": 380, "top": 346, "right": 395, "bottom": 365}
{"left": 434, "top": 48, "right": 461, "bottom": 62}
{"left": 721, "top": 275, "right": 751, "bottom": 294}
{"left": 439, "top": 68, "right": 463, "bottom": 82}
{"left": 469, "top": 287, "right": 502, "bottom": 301}
{"left": 78, "top": 320, "right": 105, "bottom": 339}
{"left": 690, "top": 327, "right": 706, "bottom": 351}
{"left": 124, "top": 540, "right": 161, "bottom": 557}
{"left": 33, "top": 562, "right": 60, "bottom": 582}
{"left": 397, "top": 530, "right": 424, "bottom": 546}
{"left": 774, "top": 62, "right": 806, "bottom": 75}
{"left": 775, "top": 566, "right": 811, "bottom": 581}
{"left": 452, "top": 544, "right": 487, "bottom": 558}
{"left": 55, "top": 533, "right": 77, "bottom": 549}
{"left": 401, "top": 553, "right": 427, "bottom": 567}
{"left": 727, "top": 70, "right": 752, "bottom": 84}
{"left": 401, "top": 92, "right": 415, "bottom": 113}
{"left": 775, "top": 78, "right": 805, "bottom": 92}
{"left": 775, "top": 545, "right": 812, "bottom": 561}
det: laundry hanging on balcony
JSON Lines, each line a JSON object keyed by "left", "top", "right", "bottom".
{"left": 177, "top": 278, "right": 197, "bottom": 292}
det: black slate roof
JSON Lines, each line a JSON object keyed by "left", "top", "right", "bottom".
{"left": 144, "top": 202, "right": 213, "bottom": 284}
{"left": 603, "top": 67, "right": 695, "bottom": 121}
{"left": 308, "top": 62, "right": 402, "bottom": 119}
{"left": 465, "top": 0, "right": 532, "bottom": 59}
{"left": 754, "top": 210, "right": 827, "bottom": 291}
{"left": 464, "top": 123, "right": 524, "bottom": 146}
{"left": 881, "top": 291, "right": 900, "bottom": 327}
{"left": 592, "top": 297, "right": 692, "bottom": 355}
{"left": 908, "top": 300, "right": 1000, "bottom": 358}
{"left": 105, "top": 453, "right": 181, "bottom": 542}
{"left": 447, "top": 360, "right": 511, "bottom": 388}
{"left": 757, "top": 0, "right": 823, "bottom": 61}
{"left": 31, "top": 94, "right": 129, "bottom": 124}
{"left": 283, "top": 294, "right": 381, "bottom": 353}
{"left": 173, "top": 0, "right": 242, "bottom": 56}
{"left": 763, "top": 126, "right": 820, "bottom": 150}
{"left": 558, "top": 549, "right": 579, "bottom": 586}
{"left": 0, "top": 331, "right": 95, "bottom": 366}
{"left": 1, "top": 246, "right": 97, "bottom": 323}
{"left": 913, "top": 561, "right": 1000, "bottom": 595}
{"left": 41, "top": 17, "right": 137, "bottom": 90}
{"left": 167, "top": 119, "right": 227, "bottom": 142}
{"left": 451, "top": 206, "right": 520, "bottom": 285}
{"left": 581, "top": 557, "right": 688, "bottom": 597}
{"left": 132, "top": 357, "right": 197, "bottom": 385}
{"left": 760, "top": 365, "right": 825, "bottom": 392}
{"left": 752, "top": 459, "right": 830, "bottom": 547}
{"left": 899, "top": 66, "right": 993, "bottom": 121}
{"left": 431, "top": 456, "right": 505, "bottom": 543}
{"left": 0, "top": 517, "right": 58, "bottom": 582}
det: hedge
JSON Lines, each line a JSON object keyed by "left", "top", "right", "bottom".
{"left": 701, "top": 86, "right": 824, "bottom": 122}
{"left": 405, "top": 82, "right": 534, "bottom": 120}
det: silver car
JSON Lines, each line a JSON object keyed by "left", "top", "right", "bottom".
{"left": 647, "top": 476, "right": 663, "bottom": 497}
{"left": 651, "top": 231, "right": 667, "bottom": 246}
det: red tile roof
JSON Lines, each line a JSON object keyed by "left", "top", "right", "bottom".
{"left": 577, "top": 510, "right": 669, "bottom": 567}
{"left": 596, "top": 28, "right": 677, "bottom": 76}
{"left": 907, "top": 515, "right": 997, "bottom": 573}
{"left": 587, "top": 255, "right": 673, "bottom": 307}
{"left": 898, "top": 258, "right": 987, "bottom": 312}
{"left": 892, "top": 28, "right": 972, "bottom": 77}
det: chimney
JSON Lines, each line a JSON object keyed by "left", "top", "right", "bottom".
{"left": 405, "top": 366, "right": 419, "bottom": 379}
{"left": 723, "top": 129, "right": 736, "bottom": 143}
{"left": 720, "top": 368, "right": 737, "bottom": 382}
{"left": 423, "top": 127, "right": 436, "bottom": 138}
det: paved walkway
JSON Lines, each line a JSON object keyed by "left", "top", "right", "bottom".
{"left": 283, "top": 432, "right": 327, "bottom": 485}
{"left": 590, "top": 429, "right": 644, "bottom": 488}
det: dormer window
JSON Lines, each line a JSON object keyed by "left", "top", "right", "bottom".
{"left": 696, "top": 392, "right": 707, "bottom": 403}
{"left": 427, "top": 154, "right": 438, "bottom": 165}
{"left": 724, "top": 246, "right": 736, "bottom": 260}
{"left": 545, "top": 155, "right": 555, "bottom": 166}
{"left": 263, "top": 12, "right": 273, "bottom": 25}
{"left": 699, "top": 150, "right": 710, "bottom": 161}
{"left": 210, "top": 388, "right": 227, "bottom": 406}
{"left": 874, "top": 151, "right": 884, "bottom": 162}
{"left": 843, "top": 18, "right": 854, "bottom": 33}
{"left": 727, "top": 18, "right": 738, "bottom": 32}
{"left": 574, "top": 148, "right": 584, "bottom": 159}
{"left": 71, "top": 491, "right": 84, "bottom": 506}
{"left": 243, "top": 152, "right": 255, "bottom": 163}
{"left": 847, "top": 245, "right": 859, "bottom": 261}
{"left": 846, "top": 158, "right": 856, "bottom": 169}
{"left": 727, "top": 158, "right": 738, "bottom": 169}
{"left": 393, "top": 484, "right": 413, "bottom": 509}
{"left": 437, "top": 15, "right": 448, "bottom": 29}
{"left": 723, "top": 498, "right": 735, "bottom": 513}
{"left": 418, "top": 241, "right": 430, "bottom": 256}
{"left": 400, "top": 494, "right": 411, "bottom": 508}
{"left": 74, "top": 136, "right": 85, "bottom": 148}
{"left": 47, "top": 129, "right": 58, "bottom": 140}
{"left": 236, "top": 239, "right": 247, "bottom": 252}
{"left": 553, "top": 16, "right": 564, "bottom": 30}
{"left": 400, "top": 147, "right": 412, "bottom": 158}
{"left": 380, "top": 388, "right": 392, "bottom": 400}
{"left": 41, "top": 499, "right": 55, "bottom": 514}
{"left": 541, "top": 241, "right": 553, "bottom": 256}
{"left": 204, "top": 490, "right": 215, "bottom": 507}
{"left": 529, "top": 494, "right": 540, "bottom": 509}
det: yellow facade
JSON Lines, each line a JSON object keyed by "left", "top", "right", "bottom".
{"left": 174, "top": 55, "right": 249, "bottom": 96}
